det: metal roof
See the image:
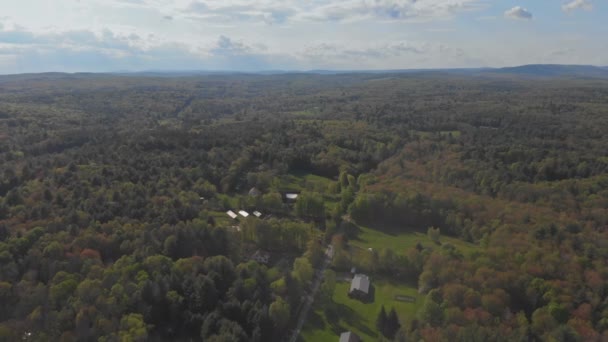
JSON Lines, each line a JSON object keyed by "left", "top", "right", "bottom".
{"left": 339, "top": 331, "right": 360, "bottom": 342}
{"left": 349, "top": 274, "right": 370, "bottom": 294}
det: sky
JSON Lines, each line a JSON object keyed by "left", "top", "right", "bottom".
{"left": 0, "top": 0, "right": 607, "bottom": 73}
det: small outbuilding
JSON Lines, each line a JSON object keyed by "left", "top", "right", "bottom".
{"left": 248, "top": 187, "right": 261, "bottom": 197}
{"left": 339, "top": 331, "right": 361, "bottom": 342}
{"left": 284, "top": 193, "right": 299, "bottom": 201}
{"left": 226, "top": 210, "right": 238, "bottom": 220}
{"left": 238, "top": 210, "right": 249, "bottom": 218}
{"left": 253, "top": 210, "right": 262, "bottom": 218}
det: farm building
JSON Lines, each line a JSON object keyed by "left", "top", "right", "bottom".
{"left": 348, "top": 274, "right": 371, "bottom": 300}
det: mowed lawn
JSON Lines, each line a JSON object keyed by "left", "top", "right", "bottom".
{"left": 301, "top": 278, "right": 421, "bottom": 342}
{"left": 350, "top": 225, "right": 478, "bottom": 256}
{"left": 273, "top": 172, "right": 335, "bottom": 193}
{"left": 300, "top": 225, "right": 477, "bottom": 341}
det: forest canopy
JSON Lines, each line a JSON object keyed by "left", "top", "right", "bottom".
{"left": 0, "top": 72, "right": 607, "bottom": 341}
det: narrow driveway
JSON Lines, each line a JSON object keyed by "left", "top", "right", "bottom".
{"left": 287, "top": 245, "right": 333, "bottom": 342}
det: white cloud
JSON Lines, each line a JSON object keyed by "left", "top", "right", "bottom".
{"left": 0, "top": 28, "right": 143, "bottom": 52}
{"left": 303, "top": 0, "right": 484, "bottom": 22}
{"left": 181, "top": 0, "right": 484, "bottom": 24}
{"left": 184, "top": 1, "right": 297, "bottom": 24}
{"left": 211, "top": 35, "right": 261, "bottom": 56}
{"left": 504, "top": 6, "right": 533, "bottom": 20}
{"left": 302, "top": 41, "right": 425, "bottom": 61}
{"left": 298, "top": 40, "right": 481, "bottom": 69}
{"left": 0, "top": 0, "right": 605, "bottom": 72}
{"left": 562, "top": 0, "right": 593, "bottom": 12}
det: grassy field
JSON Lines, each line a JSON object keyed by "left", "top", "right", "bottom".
{"left": 272, "top": 172, "right": 336, "bottom": 193}
{"left": 412, "top": 130, "right": 462, "bottom": 139}
{"left": 350, "top": 225, "right": 478, "bottom": 256}
{"left": 300, "top": 224, "right": 477, "bottom": 341}
{"left": 301, "top": 278, "right": 421, "bottom": 342}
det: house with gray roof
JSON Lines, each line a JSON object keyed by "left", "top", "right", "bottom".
{"left": 348, "top": 274, "right": 371, "bottom": 300}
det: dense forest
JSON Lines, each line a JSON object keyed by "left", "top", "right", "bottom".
{"left": 0, "top": 72, "right": 607, "bottom": 341}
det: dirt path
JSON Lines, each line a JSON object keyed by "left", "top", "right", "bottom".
{"left": 287, "top": 245, "right": 333, "bottom": 342}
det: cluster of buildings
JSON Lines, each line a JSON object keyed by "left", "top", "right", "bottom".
{"left": 224, "top": 187, "right": 300, "bottom": 221}
{"left": 225, "top": 209, "right": 262, "bottom": 220}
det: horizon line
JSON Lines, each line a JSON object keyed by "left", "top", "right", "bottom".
{"left": 1, "top": 64, "right": 607, "bottom": 77}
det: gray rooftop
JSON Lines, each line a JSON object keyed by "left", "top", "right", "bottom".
{"left": 349, "top": 274, "right": 370, "bottom": 294}
{"left": 339, "top": 331, "right": 361, "bottom": 342}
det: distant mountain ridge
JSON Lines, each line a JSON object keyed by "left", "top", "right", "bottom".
{"left": 489, "top": 64, "right": 608, "bottom": 78}
{"left": 2, "top": 64, "right": 608, "bottom": 79}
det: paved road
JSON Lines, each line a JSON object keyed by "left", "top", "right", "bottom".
{"left": 287, "top": 245, "right": 333, "bottom": 342}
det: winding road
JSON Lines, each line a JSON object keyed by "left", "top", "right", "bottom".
{"left": 287, "top": 245, "right": 334, "bottom": 342}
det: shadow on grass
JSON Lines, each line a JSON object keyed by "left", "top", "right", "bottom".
{"left": 324, "top": 301, "right": 378, "bottom": 339}
{"left": 383, "top": 277, "right": 419, "bottom": 290}
{"left": 306, "top": 310, "right": 326, "bottom": 331}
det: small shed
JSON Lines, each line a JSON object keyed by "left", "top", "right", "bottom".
{"left": 248, "top": 187, "right": 261, "bottom": 197}
{"left": 339, "top": 331, "right": 361, "bottom": 342}
{"left": 253, "top": 211, "right": 262, "bottom": 218}
{"left": 238, "top": 210, "right": 249, "bottom": 218}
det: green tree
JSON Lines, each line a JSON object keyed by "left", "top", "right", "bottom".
{"left": 339, "top": 171, "right": 349, "bottom": 190}
{"left": 376, "top": 305, "right": 388, "bottom": 336}
{"left": 295, "top": 192, "right": 325, "bottom": 221}
{"left": 291, "top": 257, "right": 313, "bottom": 285}
{"left": 319, "top": 270, "right": 336, "bottom": 306}
{"left": 269, "top": 297, "right": 290, "bottom": 332}
{"left": 304, "top": 237, "right": 324, "bottom": 267}
{"left": 386, "top": 307, "right": 401, "bottom": 339}
{"left": 118, "top": 313, "right": 148, "bottom": 342}
{"left": 427, "top": 226, "right": 440, "bottom": 244}
{"left": 418, "top": 289, "right": 444, "bottom": 326}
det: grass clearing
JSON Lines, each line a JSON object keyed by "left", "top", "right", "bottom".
{"left": 272, "top": 172, "right": 336, "bottom": 193}
{"left": 301, "top": 278, "right": 421, "bottom": 342}
{"left": 288, "top": 108, "right": 320, "bottom": 117}
{"left": 351, "top": 225, "right": 478, "bottom": 256}
{"left": 301, "top": 224, "right": 478, "bottom": 341}
{"left": 412, "top": 130, "right": 461, "bottom": 139}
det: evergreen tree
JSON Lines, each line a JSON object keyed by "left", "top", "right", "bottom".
{"left": 387, "top": 307, "right": 401, "bottom": 339}
{"left": 376, "top": 305, "right": 387, "bottom": 336}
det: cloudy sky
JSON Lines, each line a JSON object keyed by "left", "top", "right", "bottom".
{"left": 0, "top": 0, "right": 606, "bottom": 73}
